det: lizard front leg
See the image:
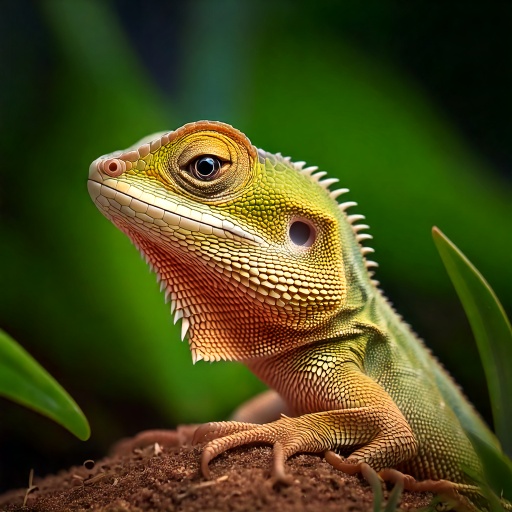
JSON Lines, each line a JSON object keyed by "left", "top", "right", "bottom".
{"left": 230, "top": 389, "right": 290, "bottom": 423}
{"left": 194, "top": 397, "right": 417, "bottom": 482}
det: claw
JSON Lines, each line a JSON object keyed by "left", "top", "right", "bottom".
{"left": 201, "top": 445, "right": 215, "bottom": 479}
{"left": 272, "top": 441, "right": 293, "bottom": 484}
{"left": 196, "top": 421, "right": 265, "bottom": 478}
{"left": 324, "top": 450, "right": 362, "bottom": 475}
{"left": 192, "top": 422, "right": 216, "bottom": 445}
{"left": 379, "top": 467, "right": 416, "bottom": 488}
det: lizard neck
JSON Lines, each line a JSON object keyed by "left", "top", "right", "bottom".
{"left": 245, "top": 286, "right": 418, "bottom": 417}
{"left": 246, "top": 319, "right": 386, "bottom": 416}
{"left": 244, "top": 290, "right": 391, "bottom": 415}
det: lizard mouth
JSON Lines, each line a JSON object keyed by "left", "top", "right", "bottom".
{"left": 87, "top": 174, "right": 267, "bottom": 247}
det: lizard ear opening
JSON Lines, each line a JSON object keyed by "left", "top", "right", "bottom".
{"left": 289, "top": 219, "right": 316, "bottom": 248}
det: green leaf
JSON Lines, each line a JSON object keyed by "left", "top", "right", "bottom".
{"left": 0, "top": 329, "right": 90, "bottom": 440}
{"left": 366, "top": 466, "right": 383, "bottom": 512}
{"left": 383, "top": 481, "right": 403, "bottom": 512}
{"left": 465, "top": 431, "right": 512, "bottom": 507}
{"left": 432, "top": 227, "right": 512, "bottom": 456}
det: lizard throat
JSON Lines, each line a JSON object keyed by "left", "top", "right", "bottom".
{"left": 88, "top": 176, "right": 318, "bottom": 363}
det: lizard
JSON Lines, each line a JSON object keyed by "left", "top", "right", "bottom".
{"left": 87, "top": 120, "right": 504, "bottom": 510}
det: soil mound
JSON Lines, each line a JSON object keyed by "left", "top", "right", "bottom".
{"left": 0, "top": 441, "right": 432, "bottom": 511}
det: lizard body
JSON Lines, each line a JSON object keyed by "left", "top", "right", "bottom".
{"left": 88, "top": 121, "right": 500, "bottom": 509}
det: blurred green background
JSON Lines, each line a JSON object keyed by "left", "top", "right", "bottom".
{"left": 0, "top": 0, "right": 510, "bottom": 492}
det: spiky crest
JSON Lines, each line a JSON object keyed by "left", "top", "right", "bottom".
{"left": 286, "top": 156, "right": 378, "bottom": 277}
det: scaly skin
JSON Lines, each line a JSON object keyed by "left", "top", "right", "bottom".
{"left": 88, "top": 121, "right": 501, "bottom": 509}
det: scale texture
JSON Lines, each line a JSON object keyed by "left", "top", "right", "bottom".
{"left": 88, "top": 121, "right": 503, "bottom": 510}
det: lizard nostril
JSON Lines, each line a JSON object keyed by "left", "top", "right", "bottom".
{"left": 102, "top": 158, "right": 126, "bottom": 177}
{"left": 289, "top": 219, "right": 316, "bottom": 248}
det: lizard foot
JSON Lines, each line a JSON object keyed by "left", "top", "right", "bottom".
{"left": 325, "top": 450, "right": 483, "bottom": 512}
{"left": 193, "top": 405, "right": 417, "bottom": 484}
{"left": 193, "top": 414, "right": 336, "bottom": 484}
{"left": 111, "top": 425, "right": 199, "bottom": 455}
{"left": 379, "top": 469, "right": 489, "bottom": 512}
{"left": 326, "top": 449, "right": 457, "bottom": 493}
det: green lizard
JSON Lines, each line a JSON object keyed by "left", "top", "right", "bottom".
{"left": 88, "top": 121, "right": 503, "bottom": 510}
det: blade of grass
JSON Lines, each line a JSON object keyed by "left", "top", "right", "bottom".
{"left": 432, "top": 227, "right": 512, "bottom": 456}
{"left": 383, "top": 481, "right": 403, "bottom": 512}
{"left": 361, "top": 463, "right": 384, "bottom": 512}
{"left": 0, "top": 329, "right": 90, "bottom": 440}
{"left": 465, "top": 431, "right": 512, "bottom": 506}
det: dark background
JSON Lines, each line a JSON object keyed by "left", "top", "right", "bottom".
{"left": 0, "top": 0, "right": 510, "bottom": 492}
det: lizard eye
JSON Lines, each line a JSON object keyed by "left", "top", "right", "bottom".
{"left": 189, "top": 155, "right": 222, "bottom": 181}
{"left": 289, "top": 219, "right": 316, "bottom": 247}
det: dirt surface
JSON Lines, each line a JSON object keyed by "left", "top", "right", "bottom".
{"left": 0, "top": 440, "right": 433, "bottom": 511}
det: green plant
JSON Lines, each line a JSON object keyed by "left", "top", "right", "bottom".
{"left": 371, "top": 229, "right": 512, "bottom": 511}
{"left": 433, "top": 227, "right": 512, "bottom": 510}
{"left": 0, "top": 329, "right": 90, "bottom": 440}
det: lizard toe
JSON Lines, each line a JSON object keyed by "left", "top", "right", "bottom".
{"left": 200, "top": 423, "right": 278, "bottom": 478}
{"left": 193, "top": 421, "right": 259, "bottom": 445}
{"left": 111, "top": 426, "right": 199, "bottom": 455}
{"left": 325, "top": 450, "right": 364, "bottom": 475}
{"left": 198, "top": 414, "right": 338, "bottom": 480}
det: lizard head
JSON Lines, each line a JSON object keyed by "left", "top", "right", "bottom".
{"left": 88, "top": 121, "right": 374, "bottom": 362}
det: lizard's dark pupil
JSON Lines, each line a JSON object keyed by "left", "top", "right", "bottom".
{"left": 194, "top": 156, "right": 220, "bottom": 180}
